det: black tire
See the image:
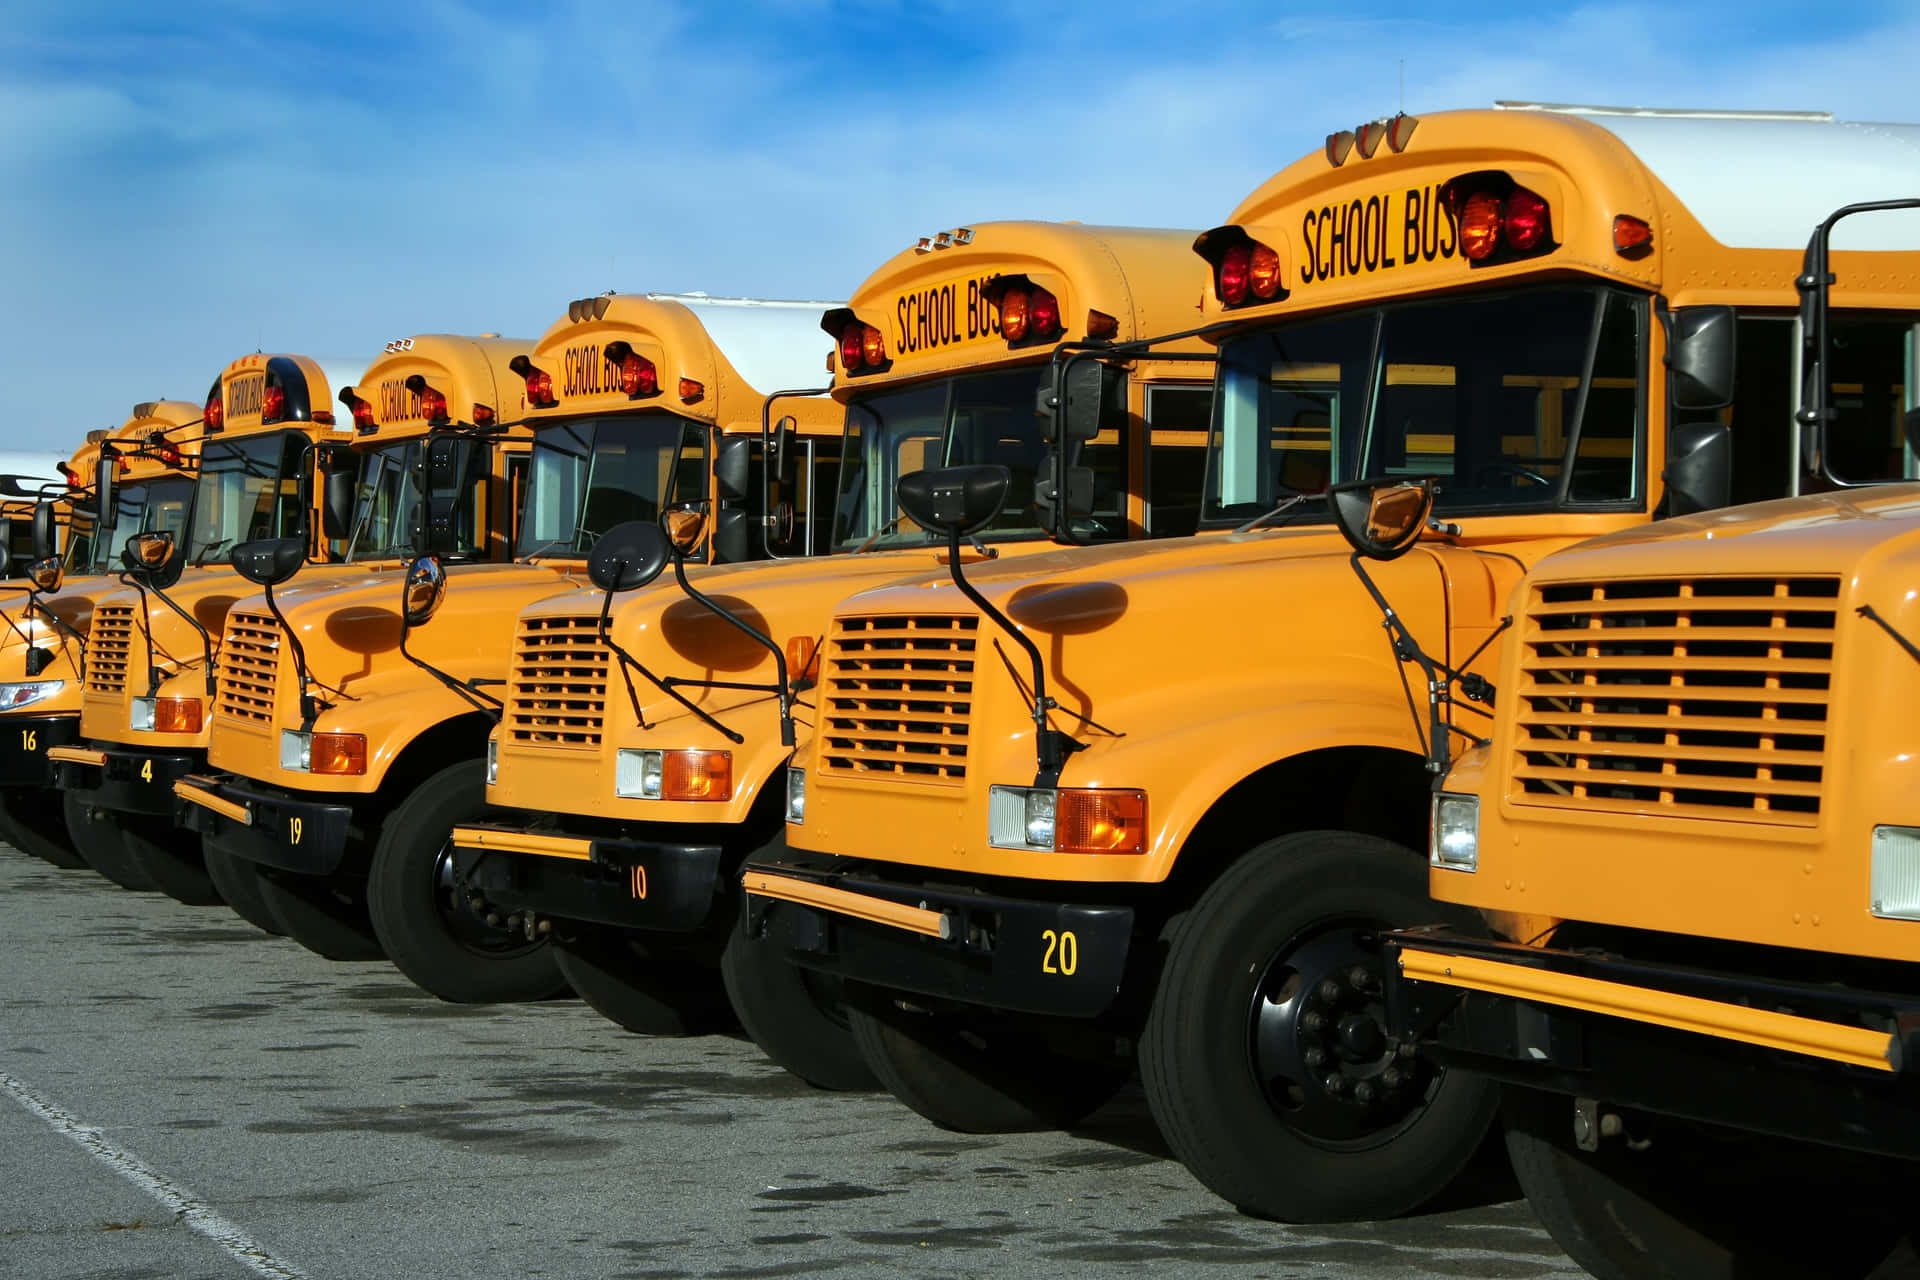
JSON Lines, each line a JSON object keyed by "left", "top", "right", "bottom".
{"left": 847, "top": 985, "right": 1130, "bottom": 1132}
{"left": 552, "top": 923, "right": 731, "bottom": 1036}
{"left": 259, "top": 869, "right": 386, "bottom": 961}
{"left": 365, "top": 760, "right": 566, "bottom": 1003}
{"left": 120, "top": 816, "right": 222, "bottom": 906}
{"left": 62, "top": 790, "right": 158, "bottom": 891}
{"left": 720, "top": 915, "right": 875, "bottom": 1090}
{"left": 201, "top": 844, "right": 285, "bottom": 935}
{"left": 1140, "top": 830, "right": 1499, "bottom": 1223}
{"left": 1504, "top": 1087, "right": 1908, "bottom": 1279}
{"left": 0, "top": 792, "right": 88, "bottom": 868}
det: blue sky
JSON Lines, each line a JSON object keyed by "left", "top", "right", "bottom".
{"left": 1, "top": 0, "right": 1915, "bottom": 445}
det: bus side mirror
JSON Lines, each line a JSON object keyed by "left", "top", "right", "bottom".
{"left": 30, "top": 500, "right": 56, "bottom": 563}
{"left": 1330, "top": 477, "right": 1434, "bottom": 561}
{"left": 1668, "top": 306, "right": 1736, "bottom": 411}
{"left": 1035, "top": 467, "right": 1094, "bottom": 525}
{"left": 1040, "top": 361, "right": 1123, "bottom": 444}
{"left": 771, "top": 416, "right": 798, "bottom": 480}
{"left": 321, "top": 452, "right": 357, "bottom": 541}
{"left": 896, "top": 465, "right": 1011, "bottom": 539}
{"left": 1661, "top": 422, "right": 1732, "bottom": 516}
{"left": 587, "top": 521, "right": 670, "bottom": 593}
{"left": 712, "top": 507, "right": 750, "bottom": 564}
{"left": 401, "top": 554, "right": 448, "bottom": 627}
{"left": 230, "top": 537, "right": 306, "bottom": 588}
{"left": 714, "top": 435, "right": 752, "bottom": 503}
{"left": 410, "top": 495, "right": 460, "bottom": 558}
{"left": 1904, "top": 407, "right": 1920, "bottom": 455}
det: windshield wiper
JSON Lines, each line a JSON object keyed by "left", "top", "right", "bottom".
{"left": 518, "top": 538, "right": 581, "bottom": 561}
{"left": 1233, "top": 492, "right": 1313, "bottom": 534}
{"left": 192, "top": 537, "right": 233, "bottom": 568}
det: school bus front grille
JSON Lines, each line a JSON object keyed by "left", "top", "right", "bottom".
{"left": 1511, "top": 576, "right": 1839, "bottom": 827}
{"left": 505, "top": 616, "right": 609, "bottom": 749}
{"left": 821, "top": 614, "right": 977, "bottom": 784}
{"left": 217, "top": 610, "right": 280, "bottom": 725}
{"left": 86, "top": 605, "right": 136, "bottom": 697}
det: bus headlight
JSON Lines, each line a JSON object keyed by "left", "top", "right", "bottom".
{"left": 1870, "top": 826, "right": 1920, "bottom": 920}
{"left": 0, "top": 679, "right": 63, "bottom": 710}
{"left": 786, "top": 767, "right": 806, "bottom": 824}
{"left": 1431, "top": 793, "right": 1480, "bottom": 871}
{"left": 279, "top": 730, "right": 366, "bottom": 775}
{"left": 485, "top": 739, "right": 498, "bottom": 786}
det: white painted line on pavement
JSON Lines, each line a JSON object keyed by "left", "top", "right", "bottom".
{"left": 0, "top": 1070, "right": 307, "bottom": 1280}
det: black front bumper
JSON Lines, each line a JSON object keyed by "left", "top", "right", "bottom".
{"left": 455, "top": 822, "right": 725, "bottom": 932}
{"left": 740, "top": 855, "right": 1134, "bottom": 1018}
{"left": 0, "top": 715, "right": 79, "bottom": 787}
{"left": 54, "top": 743, "right": 201, "bottom": 817}
{"left": 176, "top": 773, "right": 356, "bottom": 876}
{"left": 1386, "top": 927, "right": 1920, "bottom": 1161}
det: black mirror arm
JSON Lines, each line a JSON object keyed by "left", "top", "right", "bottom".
{"left": 593, "top": 581, "right": 744, "bottom": 745}
{"left": 397, "top": 615, "right": 501, "bottom": 723}
{"left": 20, "top": 591, "right": 87, "bottom": 658}
{"left": 667, "top": 554, "right": 793, "bottom": 746}
{"left": 133, "top": 576, "right": 217, "bottom": 698}
{"left": 939, "top": 526, "right": 1083, "bottom": 787}
{"left": 258, "top": 582, "right": 330, "bottom": 731}
{"left": 1347, "top": 552, "right": 1502, "bottom": 775}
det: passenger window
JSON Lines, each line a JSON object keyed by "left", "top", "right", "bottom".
{"left": 1144, "top": 385, "right": 1210, "bottom": 538}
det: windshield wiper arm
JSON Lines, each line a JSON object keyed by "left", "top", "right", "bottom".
{"left": 1233, "top": 492, "right": 1312, "bottom": 534}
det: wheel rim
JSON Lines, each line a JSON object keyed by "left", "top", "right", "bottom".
{"left": 1248, "top": 923, "right": 1436, "bottom": 1148}
{"left": 434, "top": 843, "right": 545, "bottom": 958}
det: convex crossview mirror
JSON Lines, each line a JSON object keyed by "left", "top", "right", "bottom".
{"left": 1330, "top": 477, "right": 1435, "bottom": 560}
{"left": 664, "top": 505, "right": 709, "bottom": 557}
{"left": 896, "top": 465, "right": 1011, "bottom": 539}
{"left": 586, "top": 521, "right": 670, "bottom": 593}
{"left": 230, "top": 537, "right": 306, "bottom": 588}
{"left": 401, "top": 554, "right": 448, "bottom": 627}
{"left": 123, "top": 530, "right": 185, "bottom": 589}
{"left": 1667, "top": 305, "right": 1736, "bottom": 411}
{"left": 27, "top": 556, "right": 62, "bottom": 593}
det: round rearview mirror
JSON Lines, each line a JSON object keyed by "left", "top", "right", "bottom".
{"left": 1329, "top": 477, "right": 1435, "bottom": 561}
{"left": 895, "top": 465, "right": 1011, "bottom": 539}
{"left": 401, "top": 554, "right": 447, "bottom": 627}
{"left": 587, "top": 521, "right": 670, "bottom": 593}
{"left": 663, "top": 503, "right": 710, "bottom": 557}
{"left": 229, "top": 537, "right": 306, "bottom": 589}
{"left": 27, "top": 556, "right": 62, "bottom": 594}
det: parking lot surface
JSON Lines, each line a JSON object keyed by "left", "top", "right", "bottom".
{"left": 0, "top": 847, "right": 1593, "bottom": 1279}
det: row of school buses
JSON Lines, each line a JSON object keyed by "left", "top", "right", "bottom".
{"left": 7, "top": 103, "right": 1920, "bottom": 1277}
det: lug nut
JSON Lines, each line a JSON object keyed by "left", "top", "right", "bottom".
{"left": 1303, "top": 1046, "right": 1327, "bottom": 1070}
{"left": 1347, "top": 965, "right": 1377, "bottom": 992}
{"left": 1302, "top": 1011, "right": 1327, "bottom": 1033}
{"left": 1322, "top": 1074, "right": 1347, "bottom": 1096}
{"left": 1381, "top": 1066, "right": 1403, "bottom": 1089}
{"left": 1317, "top": 979, "right": 1343, "bottom": 1003}
{"left": 485, "top": 912, "right": 503, "bottom": 927}
{"left": 1353, "top": 1081, "right": 1376, "bottom": 1104}
{"left": 1397, "top": 1041, "right": 1418, "bottom": 1059}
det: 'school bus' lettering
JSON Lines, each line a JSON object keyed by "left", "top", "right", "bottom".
{"left": 1300, "top": 184, "right": 1458, "bottom": 284}
{"left": 227, "top": 373, "right": 265, "bottom": 420}
{"left": 379, "top": 379, "right": 423, "bottom": 423}
{"left": 891, "top": 273, "right": 1002, "bottom": 357}
{"left": 561, "top": 344, "right": 623, "bottom": 398}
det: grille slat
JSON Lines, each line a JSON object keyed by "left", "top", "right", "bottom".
{"left": 215, "top": 610, "right": 281, "bottom": 725}
{"left": 1511, "top": 575, "right": 1837, "bottom": 827}
{"left": 505, "top": 616, "right": 608, "bottom": 748}
{"left": 821, "top": 614, "right": 977, "bottom": 784}
{"left": 86, "top": 605, "right": 136, "bottom": 697}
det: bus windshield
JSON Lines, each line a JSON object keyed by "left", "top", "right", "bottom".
{"left": 185, "top": 432, "right": 308, "bottom": 565}
{"left": 345, "top": 439, "right": 489, "bottom": 562}
{"left": 92, "top": 476, "right": 194, "bottom": 574}
{"left": 1206, "top": 284, "right": 1644, "bottom": 524}
{"left": 516, "top": 414, "right": 707, "bottom": 558}
{"left": 830, "top": 367, "right": 1128, "bottom": 551}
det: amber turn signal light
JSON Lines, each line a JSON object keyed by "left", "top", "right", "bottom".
{"left": 154, "top": 697, "right": 203, "bottom": 734}
{"left": 1056, "top": 789, "right": 1148, "bottom": 855}
{"left": 309, "top": 732, "right": 367, "bottom": 776}
{"left": 663, "top": 750, "right": 731, "bottom": 802}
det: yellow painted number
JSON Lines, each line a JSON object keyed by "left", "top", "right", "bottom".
{"left": 289, "top": 816, "right": 303, "bottom": 845}
{"left": 20, "top": 730, "right": 35, "bottom": 751}
{"left": 1041, "top": 929, "right": 1078, "bottom": 977}
{"left": 140, "top": 758, "right": 153, "bottom": 783}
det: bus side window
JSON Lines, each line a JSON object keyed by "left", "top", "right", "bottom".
{"left": 1144, "top": 385, "right": 1211, "bottom": 538}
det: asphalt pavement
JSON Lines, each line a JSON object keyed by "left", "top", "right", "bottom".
{"left": 0, "top": 843, "right": 1594, "bottom": 1280}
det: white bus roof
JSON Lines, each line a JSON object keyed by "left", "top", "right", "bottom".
{"left": 1497, "top": 102, "right": 1920, "bottom": 251}
{"left": 633, "top": 294, "right": 844, "bottom": 395}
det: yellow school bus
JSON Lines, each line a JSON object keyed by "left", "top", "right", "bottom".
{"left": 735, "top": 106, "right": 1920, "bottom": 1222}
{"left": 166, "top": 334, "right": 534, "bottom": 943}
{"left": 176, "top": 297, "right": 846, "bottom": 1003}
{"left": 50, "top": 355, "right": 359, "bottom": 896}
{"left": 1382, "top": 184, "right": 1920, "bottom": 1273}
{"left": 445, "top": 223, "right": 1216, "bottom": 1082}
{"left": 0, "top": 410, "right": 202, "bottom": 867}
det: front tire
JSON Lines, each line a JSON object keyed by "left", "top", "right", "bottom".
{"left": 0, "top": 792, "right": 88, "bottom": 868}
{"left": 121, "top": 816, "right": 222, "bottom": 906}
{"left": 365, "top": 760, "right": 566, "bottom": 1003}
{"left": 1505, "top": 1088, "right": 1907, "bottom": 1279}
{"left": 848, "top": 987, "right": 1129, "bottom": 1132}
{"left": 259, "top": 870, "right": 386, "bottom": 960}
{"left": 551, "top": 923, "right": 729, "bottom": 1035}
{"left": 201, "top": 844, "right": 285, "bottom": 935}
{"left": 1140, "top": 830, "right": 1498, "bottom": 1222}
{"left": 720, "top": 915, "right": 875, "bottom": 1090}
{"left": 62, "top": 791, "right": 158, "bottom": 891}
